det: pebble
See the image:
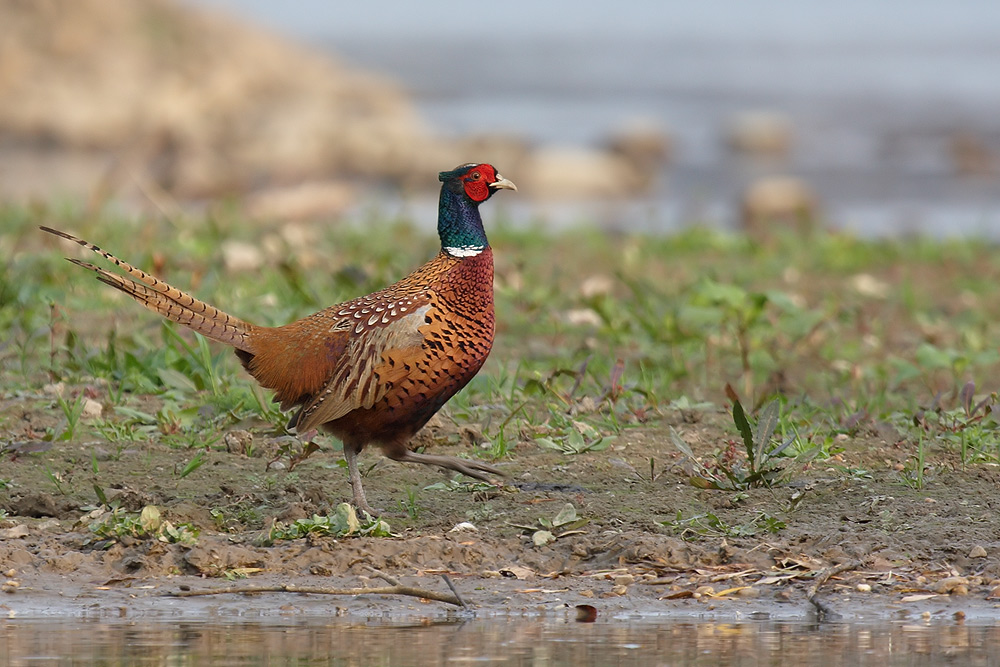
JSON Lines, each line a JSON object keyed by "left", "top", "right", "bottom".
{"left": 935, "top": 577, "right": 970, "bottom": 595}
{"left": 614, "top": 575, "right": 635, "bottom": 587}
{"left": 81, "top": 398, "right": 103, "bottom": 419}
{"left": 969, "top": 545, "right": 988, "bottom": 559}
{"left": 0, "top": 525, "right": 29, "bottom": 540}
{"left": 448, "top": 522, "right": 478, "bottom": 533}
{"left": 43, "top": 382, "right": 66, "bottom": 397}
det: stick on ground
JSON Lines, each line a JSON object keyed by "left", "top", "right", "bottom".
{"left": 168, "top": 574, "right": 463, "bottom": 607}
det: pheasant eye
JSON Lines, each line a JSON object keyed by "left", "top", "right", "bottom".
{"left": 470, "top": 172, "right": 481, "bottom": 180}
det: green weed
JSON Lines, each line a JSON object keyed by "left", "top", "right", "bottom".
{"left": 398, "top": 487, "right": 420, "bottom": 519}
{"left": 672, "top": 392, "right": 799, "bottom": 490}
{"left": 267, "top": 503, "right": 392, "bottom": 541}
{"left": 511, "top": 503, "right": 589, "bottom": 547}
{"left": 662, "top": 510, "right": 786, "bottom": 540}
{"left": 87, "top": 505, "right": 199, "bottom": 546}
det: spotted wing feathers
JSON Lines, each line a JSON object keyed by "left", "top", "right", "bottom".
{"left": 292, "top": 303, "right": 432, "bottom": 433}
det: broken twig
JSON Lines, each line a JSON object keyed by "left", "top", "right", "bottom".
{"left": 168, "top": 581, "right": 461, "bottom": 607}
{"left": 807, "top": 559, "right": 861, "bottom": 619}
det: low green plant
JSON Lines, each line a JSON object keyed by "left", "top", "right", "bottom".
{"left": 42, "top": 464, "right": 66, "bottom": 495}
{"left": 176, "top": 450, "right": 207, "bottom": 479}
{"left": 267, "top": 503, "right": 392, "bottom": 541}
{"left": 662, "top": 510, "right": 786, "bottom": 540}
{"left": 511, "top": 503, "right": 589, "bottom": 547}
{"left": 87, "top": 505, "right": 199, "bottom": 546}
{"left": 423, "top": 479, "right": 497, "bottom": 494}
{"left": 398, "top": 487, "right": 420, "bottom": 519}
{"left": 672, "top": 392, "right": 797, "bottom": 490}
{"left": 535, "top": 421, "right": 615, "bottom": 455}
{"left": 50, "top": 393, "right": 86, "bottom": 441}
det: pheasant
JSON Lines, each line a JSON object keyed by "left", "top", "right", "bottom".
{"left": 41, "top": 163, "right": 516, "bottom": 515}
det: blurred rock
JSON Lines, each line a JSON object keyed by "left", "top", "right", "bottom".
{"left": 243, "top": 181, "right": 355, "bottom": 222}
{"left": 519, "top": 147, "right": 640, "bottom": 199}
{"left": 221, "top": 240, "right": 265, "bottom": 273}
{"left": 950, "top": 131, "right": 996, "bottom": 177}
{"left": 727, "top": 111, "right": 793, "bottom": 157}
{"left": 740, "top": 176, "right": 818, "bottom": 237}
{"left": 0, "top": 0, "right": 441, "bottom": 200}
{"left": 605, "top": 119, "right": 671, "bottom": 190}
{"left": 455, "top": 134, "right": 532, "bottom": 178}
{"left": 81, "top": 398, "right": 103, "bottom": 420}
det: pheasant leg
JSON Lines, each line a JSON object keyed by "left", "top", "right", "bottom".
{"left": 391, "top": 450, "right": 502, "bottom": 482}
{"left": 343, "top": 445, "right": 378, "bottom": 517}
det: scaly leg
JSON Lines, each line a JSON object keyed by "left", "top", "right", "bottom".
{"left": 343, "top": 444, "right": 378, "bottom": 516}
{"left": 390, "top": 449, "right": 503, "bottom": 482}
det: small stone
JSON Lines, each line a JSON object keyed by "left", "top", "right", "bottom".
{"left": 935, "top": 576, "right": 969, "bottom": 594}
{"left": 856, "top": 583, "right": 872, "bottom": 593}
{"left": 969, "top": 545, "right": 988, "bottom": 559}
{"left": 579, "top": 275, "right": 614, "bottom": 299}
{"left": 36, "top": 519, "right": 61, "bottom": 532}
{"left": 1, "top": 581, "right": 19, "bottom": 594}
{"left": 614, "top": 575, "right": 635, "bottom": 587}
{"left": 737, "top": 587, "right": 758, "bottom": 598}
{"left": 42, "top": 382, "right": 66, "bottom": 397}
{"left": 448, "top": 522, "right": 478, "bottom": 533}
{"left": 0, "top": 525, "right": 29, "bottom": 540}
{"left": 579, "top": 589, "right": 594, "bottom": 598}
{"left": 850, "top": 273, "right": 891, "bottom": 299}
{"left": 221, "top": 240, "right": 265, "bottom": 272}
{"left": 564, "top": 308, "right": 602, "bottom": 327}
{"left": 4, "top": 569, "right": 15, "bottom": 577}
{"left": 224, "top": 430, "right": 254, "bottom": 455}
{"left": 727, "top": 111, "right": 792, "bottom": 155}
{"left": 611, "top": 585, "right": 628, "bottom": 596}
{"left": 81, "top": 398, "right": 103, "bottom": 419}
{"left": 693, "top": 585, "right": 715, "bottom": 598}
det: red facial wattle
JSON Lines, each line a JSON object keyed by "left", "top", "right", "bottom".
{"left": 462, "top": 164, "right": 498, "bottom": 202}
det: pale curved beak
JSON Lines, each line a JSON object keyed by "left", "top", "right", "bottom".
{"left": 490, "top": 175, "right": 517, "bottom": 192}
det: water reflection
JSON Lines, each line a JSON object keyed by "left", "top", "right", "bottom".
{"left": 2, "top": 617, "right": 996, "bottom": 666}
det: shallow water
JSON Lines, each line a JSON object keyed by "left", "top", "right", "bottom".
{"left": 2, "top": 617, "right": 996, "bottom": 666}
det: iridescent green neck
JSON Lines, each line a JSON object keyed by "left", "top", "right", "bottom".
{"left": 438, "top": 181, "right": 488, "bottom": 258}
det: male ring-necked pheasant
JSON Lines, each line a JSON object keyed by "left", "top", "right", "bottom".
{"left": 42, "top": 163, "right": 516, "bottom": 515}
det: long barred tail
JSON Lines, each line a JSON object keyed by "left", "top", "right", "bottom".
{"left": 40, "top": 226, "right": 255, "bottom": 352}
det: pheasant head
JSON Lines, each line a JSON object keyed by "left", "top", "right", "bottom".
{"left": 437, "top": 163, "right": 516, "bottom": 257}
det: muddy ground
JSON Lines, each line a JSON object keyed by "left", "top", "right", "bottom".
{"left": 4, "top": 398, "right": 1000, "bottom": 623}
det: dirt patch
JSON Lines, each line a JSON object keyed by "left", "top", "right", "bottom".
{"left": 3, "top": 407, "right": 1000, "bottom": 621}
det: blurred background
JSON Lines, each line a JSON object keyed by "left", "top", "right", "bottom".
{"left": 2, "top": 0, "right": 998, "bottom": 236}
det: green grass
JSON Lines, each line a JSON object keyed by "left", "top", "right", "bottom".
{"left": 5, "top": 199, "right": 1000, "bottom": 494}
